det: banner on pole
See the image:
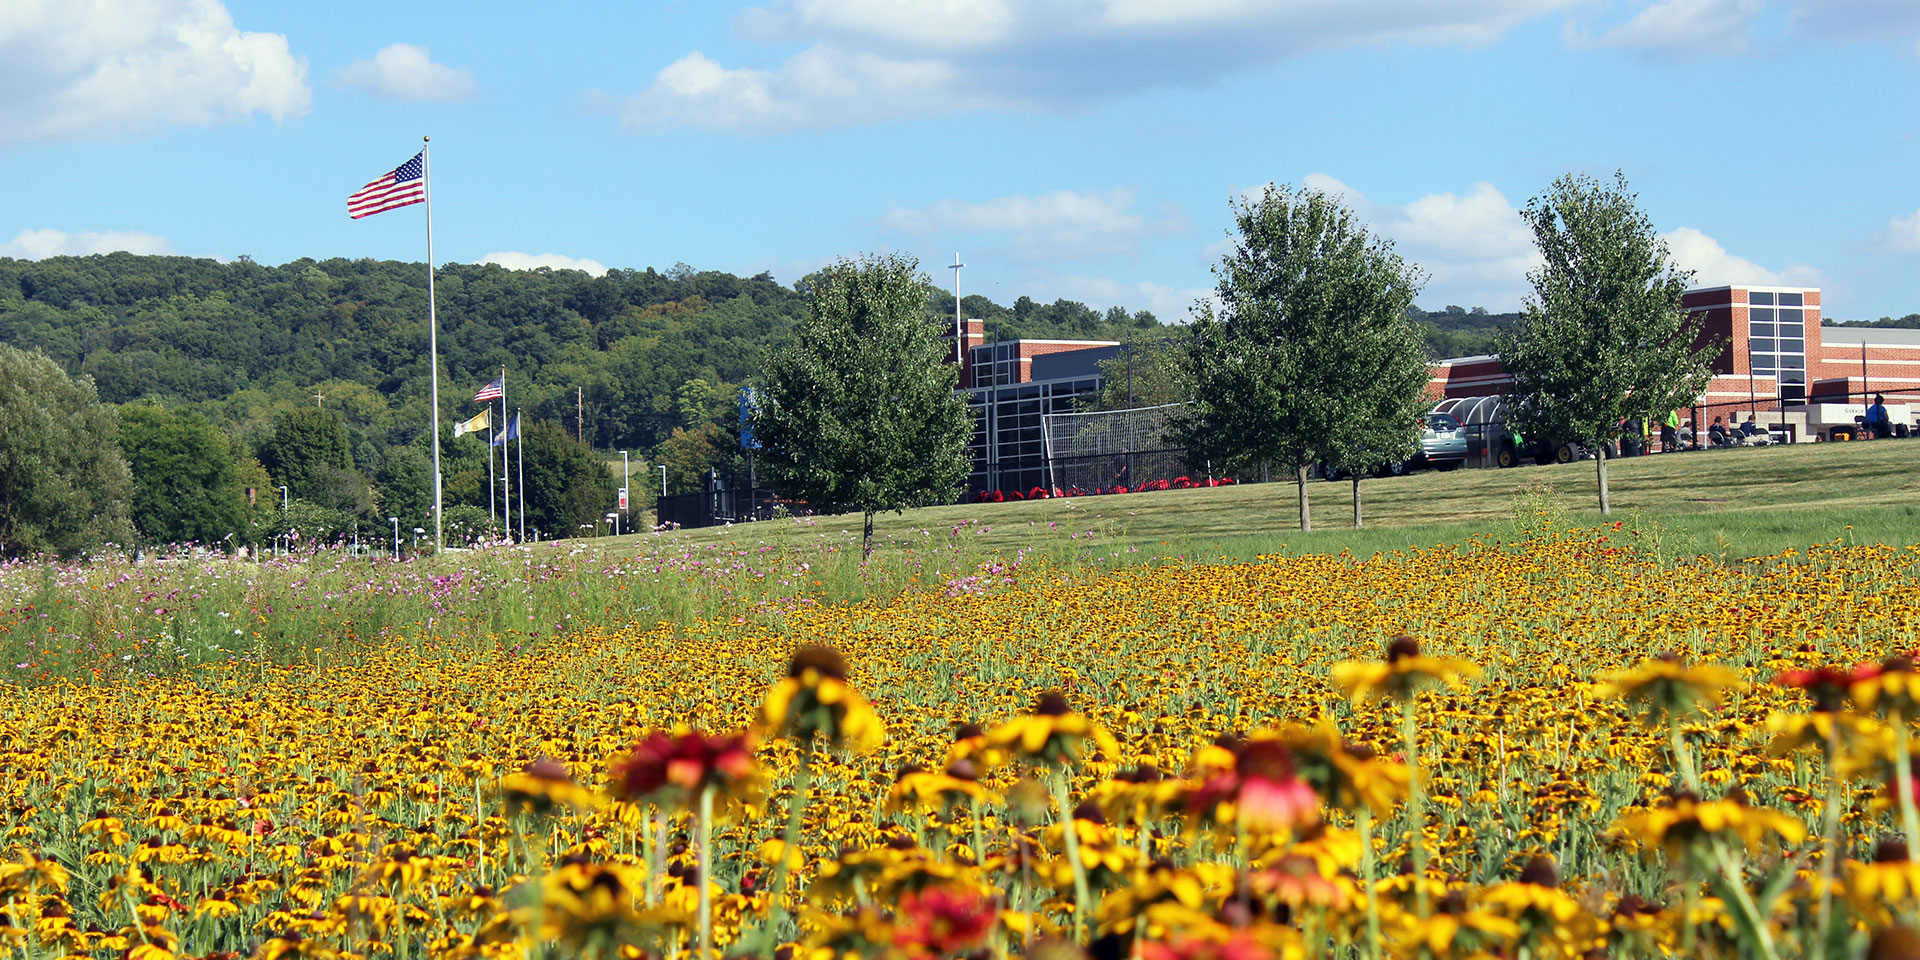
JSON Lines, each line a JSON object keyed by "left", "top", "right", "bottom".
{"left": 619, "top": 487, "right": 629, "bottom": 511}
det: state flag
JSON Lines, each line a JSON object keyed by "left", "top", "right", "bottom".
{"left": 453, "top": 409, "right": 490, "bottom": 437}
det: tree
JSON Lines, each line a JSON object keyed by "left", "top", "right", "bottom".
{"left": 0, "top": 343, "right": 135, "bottom": 557}
{"left": 258, "top": 407, "right": 355, "bottom": 500}
{"left": 118, "top": 402, "right": 248, "bottom": 546}
{"left": 1093, "top": 332, "right": 1188, "bottom": 411}
{"left": 517, "top": 419, "right": 617, "bottom": 539}
{"left": 756, "top": 254, "right": 972, "bottom": 557}
{"left": 1495, "top": 171, "right": 1714, "bottom": 514}
{"left": 1175, "top": 183, "right": 1428, "bottom": 531}
{"left": 1321, "top": 318, "right": 1433, "bottom": 529}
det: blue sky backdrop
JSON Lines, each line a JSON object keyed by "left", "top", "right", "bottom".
{"left": 3, "top": 1, "right": 1917, "bottom": 320}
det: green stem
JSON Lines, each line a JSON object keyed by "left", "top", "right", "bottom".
{"left": 1668, "top": 721, "right": 1700, "bottom": 793}
{"left": 1358, "top": 808, "right": 1382, "bottom": 960}
{"left": 698, "top": 786, "right": 715, "bottom": 960}
{"left": 969, "top": 794, "right": 987, "bottom": 871}
{"left": 1812, "top": 722, "right": 1842, "bottom": 960}
{"left": 1051, "top": 770, "right": 1093, "bottom": 941}
{"left": 1713, "top": 840, "right": 1781, "bottom": 960}
{"left": 764, "top": 742, "right": 812, "bottom": 941}
{"left": 1895, "top": 710, "right": 1920, "bottom": 851}
{"left": 1400, "top": 698, "right": 1430, "bottom": 920}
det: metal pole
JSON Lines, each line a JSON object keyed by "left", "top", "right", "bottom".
{"left": 516, "top": 410, "right": 525, "bottom": 542}
{"left": 423, "top": 136, "right": 445, "bottom": 551}
{"left": 390, "top": 517, "right": 399, "bottom": 560}
{"left": 278, "top": 485, "right": 288, "bottom": 557}
{"left": 949, "top": 254, "right": 965, "bottom": 376}
{"left": 660, "top": 464, "right": 667, "bottom": 496}
{"left": 499, "top": 366, "right": 510, "bottom": 541}
{"left": 622, "top": 450, "right": 630, "bottom": 534}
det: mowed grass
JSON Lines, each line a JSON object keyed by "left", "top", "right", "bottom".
{"left": 643, "top": 438, "right": 1919, "bottom": 560}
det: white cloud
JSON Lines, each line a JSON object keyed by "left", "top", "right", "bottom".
{"left": 1565, "top": 0, "right": 1763, "bottom": 52}
{"left": 1296, "top": 174, "right": 1543, "bottom": 310}
{"left": 882, "top": 189, "right": 1182, "bottom": 260}
{"left": 623, "top": 47, "right": 983, "bottom": 132}
{"left": 332, "top": 43, "right": 477, "bottom": 101}
{"left": 625, "top": 1, "right": 1581, "bottom": 132}
{"left": 479, "top": 252, "right": 609, "bottom": 277}
{"left": 1029, "top": 273, "right": 1214, "bottom": 321}
{"left": 1, "top": 228, "right": 171, "bottom": 259}
{"left": 1878, "top": 207, "right": 1920, "bottom": 254}
{"left": 1663, "top": 226, "right": 1823, "bottom": 286}
{"left": 0, "top": 0, "right": 309, "bottom": 144}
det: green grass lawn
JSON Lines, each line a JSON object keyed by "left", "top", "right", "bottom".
{"left": 625, "top": 439, "right": 1917, "bottom": 561}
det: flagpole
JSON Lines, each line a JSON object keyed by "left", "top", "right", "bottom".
{"left": 500, "top": 364, "right": 511, "bottom": 542}
{"left": 487, "top": 409, "right": 496, "bottom": 530}
{"left": 424, "top": 136, "right": 445, "bottom": 551}
{"left": 515, "top": 409, "right": 526, "bottom": 541}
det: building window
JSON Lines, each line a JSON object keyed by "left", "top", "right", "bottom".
{"left": 1747, "top": 295, "right": 1806, "bottom": 389}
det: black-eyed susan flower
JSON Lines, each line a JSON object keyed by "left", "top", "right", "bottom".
{"left": 1329, "top": 636, "right": 1480, "bottom": 704}
{"left": 1598, "top": 655, "right": 1744, "bottom": 723}
{"left": 761, "top": 645, "right": 885, "bottom": 754}
{"left": 983, "top": 692, "right": 1118, "bottom": 768}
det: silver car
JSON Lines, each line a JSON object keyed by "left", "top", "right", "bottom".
{"left": 1413, "top": 411, "right": 1467, "bottom": 470}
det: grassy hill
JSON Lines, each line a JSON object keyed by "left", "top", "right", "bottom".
{"left": 629, "top": 439, "right": 1918, "bottom": 561}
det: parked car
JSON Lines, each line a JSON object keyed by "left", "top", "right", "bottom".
{"left": 1411, "top": 411, "right": 1467, "bottom": 470}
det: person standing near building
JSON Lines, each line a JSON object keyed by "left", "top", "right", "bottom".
{"left": 1865, "top": 394, "right": 1892, "bottom": 438}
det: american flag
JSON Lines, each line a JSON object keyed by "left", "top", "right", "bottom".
{"left": 474, "top": 375, "right": 504, "bottom": 402}
{"left": 347, "top": 151, "right": 425, "bottom": 219}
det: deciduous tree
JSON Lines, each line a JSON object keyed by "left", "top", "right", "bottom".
{"left": 756, "top": 254, "right": 971, "bottom": 557}
{"left": 1496, "top": 171, "right": 1714, "bottom": 514}
{"left": 0, "top": 343, "right": 134, "bottom": 557}
{"left": 1176, "top": 183, "right": 1429, "bottom": 531}
{"left": 118, "top": 402, "right": 248, "bottom": 546}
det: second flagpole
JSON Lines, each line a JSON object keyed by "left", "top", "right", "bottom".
{"left": 423, "top": 136, "right": 446, "bottom": 551}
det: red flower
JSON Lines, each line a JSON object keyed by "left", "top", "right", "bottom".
{"left": 1187, "top": 738, "right": 1319, "bottom": 832}
{"left": 609, "top": 730, "right": 757, "bottom": 804}
{"left": 1774, "top": 666, "right": 1856, "bottom": 712}
{"left": 892, "top": 885, "right": 997, "bottom": 957}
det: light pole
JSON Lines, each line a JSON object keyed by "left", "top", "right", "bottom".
{"left": 413, "top": 527, "right": 424, "bottom": 551}
{"left": 278, "top": 485, "right": 289, "bottom": 557}
{"left": 606, "top": 511, "right": 619, "bottom": 537}
{"left": 660, "top": 464, "right": 667, "bottom": 497}
{"left": 389, "top": 517, "right": 400, "bottom": 560}
{"left": 621, "top": 449, "right": 630, "bottom": 534}
{"left": 949, "top": 253, "right": 964, "bottom": 372}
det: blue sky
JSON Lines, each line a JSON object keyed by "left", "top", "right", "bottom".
{"left": 3, "top": 0, "right": 1918, "bottom": 320}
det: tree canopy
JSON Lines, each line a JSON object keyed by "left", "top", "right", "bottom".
{"left": 1496, "top": 171, "right": 1715, "bottom": 514}
{"left": 755, "top": 255, "right": 972, "bottom": 556}
{"left": 0, "top": 344, "right": 135, "bottom": 558}
{"left": 1176, "top": 183, "right": 1429, "bottom": 531}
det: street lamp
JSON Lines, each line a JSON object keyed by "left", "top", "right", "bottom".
{"left": 389, "top": 517, "right": 400, "bottom": 560}
{"left": 621, "top": 449, "right": 630, "bottom": 533}
{"left": 606, "top": 511, "right": 620, "bottom": 537}
{"left": 413, "top": 527, "right": 424, "bottom": 550}
{"left": 660, "top": 464, "right": 667, "bottom": 496}
{"left": 277, "top": 485, "right": 289, "bottom": 557}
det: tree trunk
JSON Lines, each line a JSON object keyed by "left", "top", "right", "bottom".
{"left": 1595, "top": 445, "right": 1611, "bottom": 515}
{"left": 862, "top": 510, "right": 875, "bottom": 560}
{"left": 1351, "top": 474, "right": 1363, "bottom": 529}
{"left": 1296, "top": 465, "right": 1312, "bottom": 532}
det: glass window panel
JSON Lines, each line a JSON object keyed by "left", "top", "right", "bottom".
{"left": 1782, "top": 372, "right": 1807, "bottom": 384}
{"left": 1780, "top": 354, "right": 1805, "bottom": 369}
{"left": 1750, "top": 338, "right": 1775, "bottom": 353}
{"left": 1777, "top": 308, "right": 1801, "bottom": 324}
{"left": 1749, "top": 307, "right": 1775, "bottom": 323}
{"left": 1779, "top": 338, "right": 1804, "bottom": 353}
{"left": 1779, "top": 292, "right": 1803, "bottom": 306}
{"left": 1749, "top": 323, "right": 1774, "bottom": 337}
{"left": 1750, "top": 292, "right": 1775, "bottom": 305}
{"left": 1777, "top": 323, "right": 1803, "bottom": 337}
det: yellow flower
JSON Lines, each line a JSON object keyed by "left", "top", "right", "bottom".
{"left": 1614, "top": 793, "right": 1806, "bottom": 860}
{"left": 1329, "top": 636, "right": 1479, "bottom": 703}
{"left": 984, "top": 692, "right": 1119, "bottom": 767}
{"left": 1597, "top": 656, "right": 1744, "bottom": 722}
{"left": 761, "top": 645, "right": 886, "bottom": 754}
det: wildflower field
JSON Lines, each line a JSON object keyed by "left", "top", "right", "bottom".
{"left": 3, "top": 515, "right": 1920, "bottom": 960}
